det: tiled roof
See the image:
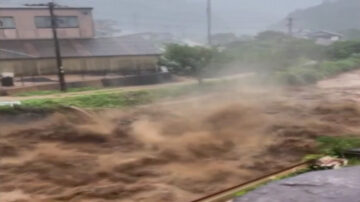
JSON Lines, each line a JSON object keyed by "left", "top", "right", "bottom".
{"left": 0, "top": 35, "right": 161, "bottom": 60}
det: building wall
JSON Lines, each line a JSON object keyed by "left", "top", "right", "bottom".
{"left": 0, "top": 8, "right": 94, "bottom": 40}
{"left": 0, "top": 55, "right": 159, "bottom": 76}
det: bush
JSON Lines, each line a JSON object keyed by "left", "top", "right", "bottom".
{"left": 317, "top": 136, "right": 360, "bottom": 156}
{"left": 275, "top": 56, "right": 360, "bottom": 86}
{"left": 222, "top": 35, "right": 326, "bottom": 74}
{"left": 275, "top": 66, "right": 323, "bottom": 86}
{"left": 327, "top": 40, "right": 360, "bottom": 59}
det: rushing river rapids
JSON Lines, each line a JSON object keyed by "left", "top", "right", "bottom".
{"left": 2, "top": 73, "right": 360, "bottom": 202}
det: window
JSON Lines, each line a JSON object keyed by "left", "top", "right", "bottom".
{"left": 35, "top": 16, "right": 79, "bottom": 28}
{"left": 0, "top": 17, "right": 15, "bottom": 29}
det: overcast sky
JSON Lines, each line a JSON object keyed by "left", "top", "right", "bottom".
{"left": 0, "top": 0, "right": 323, "bottom": 36}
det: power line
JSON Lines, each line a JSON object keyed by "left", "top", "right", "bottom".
{"left": 287, "top": 17, "right": 293, "bottom": 36}
{"left": 0, "top": 48, "right": 36, "bottom": 58}
{"left": 207, "top": 0, "right": 212, "bottom": 45}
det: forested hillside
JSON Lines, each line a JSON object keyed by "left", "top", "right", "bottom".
{"left": 278, "top": 0, "right": 360, "bottom": 39}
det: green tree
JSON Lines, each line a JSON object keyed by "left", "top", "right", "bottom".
{"left": 327, "top": 41, "right": 360, "bottom": 59}
{"left": 255, "top": 31, "right": 289, "bottom": 42}
{"left": 160, "top": 44, "right": 216, "bottom": 84}
{"left": 343, "top": 29, "right": 360, "bottom": 40}
{"left": 222, "top": 34, "right": 324, "bottom": 73}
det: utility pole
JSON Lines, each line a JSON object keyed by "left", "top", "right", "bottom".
{"left": 287, "top": 17, "right": 293, "bottom": 36}
{"left": 25, "top": 2, "right": 66, "bottom": 91}
{"left": 49, "top": 2, "right": 66, "bottom": 91}
{"left": 207, "top": 0, "right": 212, "bottom": 46}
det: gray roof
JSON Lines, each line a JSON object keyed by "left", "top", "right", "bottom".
{"left": 0, "top": 36, "right": 161, "bottom": 60}
{"left": 307, "top": 30, "right": 344, "bottom": 38}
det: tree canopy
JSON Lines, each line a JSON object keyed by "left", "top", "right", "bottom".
{"left": 160, "top": 44, "right": 216, "bottom": 83}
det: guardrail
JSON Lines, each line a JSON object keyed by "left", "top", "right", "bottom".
{"left": 191, "top": 161, "right": 311, "bottom": 202}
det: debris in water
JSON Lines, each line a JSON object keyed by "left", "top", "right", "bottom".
{"left": 0, "top": 101, "right": 21, "bottom": 107}
{"left": 314, "top": 156, "right": 348, "bottom": 169}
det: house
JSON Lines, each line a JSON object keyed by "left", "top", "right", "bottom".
{"left": 0, "top": 5, "right": 161, "bottom": 77}
{"left": 0, "top": 6, "right": 95, "bottom": 39}
{"left": 307, "top": 30, "right": 343, "bottom": 45}
{"left": 296, "top": 29, "right": 343, "bottom": 45}
{"left": 0, "top": 36, "right": 161, "bottom": 76}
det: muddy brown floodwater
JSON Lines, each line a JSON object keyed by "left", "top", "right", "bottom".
{"left": 2, "top": 72, "right": 360, "bottom": 202}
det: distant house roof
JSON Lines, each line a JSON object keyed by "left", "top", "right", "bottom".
{"left": 307, "top": 30, "right": 344, "bottom": 39}
{"left": 0, "top": 36, "right": 161, "bottom": 60}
